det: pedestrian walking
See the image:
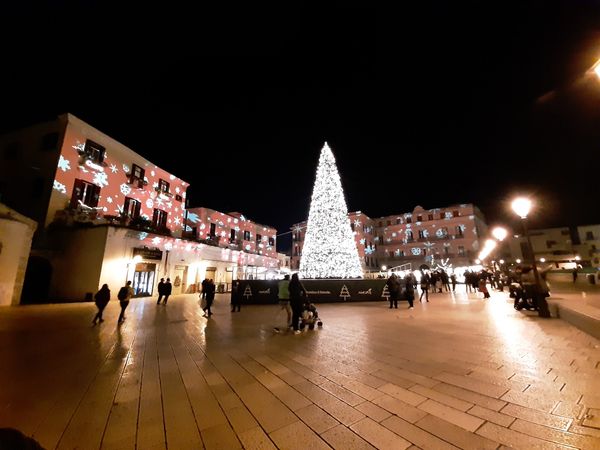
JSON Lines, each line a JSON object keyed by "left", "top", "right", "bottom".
{"left": 201, "top": 278, "right": 209, "bottom": 299}
{"left": 386, "top": 273, "right": 401, "bottom": 309}
{"left": 420, "top": 272, "right": 430, "bottom": 302}
{"left": 157, "top": 278, "right": 165, "bottom": 305}
{"left": 92, "top": 284, "right": 110, "bottom": 324}
{"left": 231, "top": 280, "right": 241, "bottom": 312}
{"left": 202, "top": 279, "right": 215, "bottom": 317}
{"left": 117, "top": 281, "right": 134, "bottom": 323}
{"left": 404, "top": 273, "right": 415, "bottom": 309}
{"left": 274, "top": 275, "right": 292, "bottom": 332}
{"left": 162, "top": 278, "right": 172, "bottom": 304}
{"left": 289, "top": 273, "right": 308, "bottom": 334}
{"left": 478, "top": 276, "right": 490, "bottom": 299}
{"left": 572, "top": 268, "right": 578, "bottom": 283}
{"left": 450, "top": 273, "right": 457, "bottom": 292}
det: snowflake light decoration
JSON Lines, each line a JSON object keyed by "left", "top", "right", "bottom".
{"left": 120, "top": 183, "right": 131, "bottom": 195}
{"left": 53, "top": 180, "right": 67, "bottom": 194}
{"left": 93, "top": 171, "right": 109, "bottom": 188}
{"left": 57, "top": 155, "right": 71, "bottom": 172}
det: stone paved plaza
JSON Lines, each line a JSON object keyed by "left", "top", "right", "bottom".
{"left": 2, "top": 289, "right": 600, "bottom": 449}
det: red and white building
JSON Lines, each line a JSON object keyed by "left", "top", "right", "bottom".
{"left": 0, "top": 114, "right": 279, "bottom": 302}
{"left": 291, "top": 204, "right": 487, "bottom": 272}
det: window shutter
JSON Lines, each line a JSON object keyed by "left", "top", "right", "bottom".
{"left": 92, "top": 184, "right": 101, "bottom": 207}
{"left": 71, "top": 179, "right": 85, "bottom": 208}
{"left": 134, "top": 200, "right": 141, "bottom": 219}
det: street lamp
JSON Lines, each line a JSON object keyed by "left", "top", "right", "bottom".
{"left": 492, "top": 226, "right": 508, "bottom": 241}
{"left": 511, "top": 197, "right": 550, "bottom": 317}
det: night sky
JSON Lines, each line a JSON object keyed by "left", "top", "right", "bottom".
{"left": 2, "top": 2, "right": 600, "bottom": 250}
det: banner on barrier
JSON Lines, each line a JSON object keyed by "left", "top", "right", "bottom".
{"left": 232, "top": 279, "right": 406, "bottom": 304}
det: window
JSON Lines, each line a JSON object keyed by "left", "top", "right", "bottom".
{"left": 458, "top": 246, "right": 465, "bottom": 256}
{"left": 387, "top": 220, "right": 391, "bottom": 226}
{"left": 406, "top": 230, "right": 413, "bottom": 241}
{"left": 406, "top": 217, "right": 412, "bottom": 224}
{"left": 453, "top": 210, "right": 459, "bottom": 217}
{"left": 418, "top": 230, "right": 425, "bottom": 239}
{"left": 351, "top": 222, "right": 355, "bottom": 231}
{"left": 444, "top": 247, "right": 450, "bottom": 256}
{"left": 268, "top": 237, "right": 275, "bottom": 246}
{"left": 428, "top": 214, "right": 433, "bottom": 220}
{"left": 398, "top": 250, "right": 405, "bottom": 257}
{"left": 256, "top": 233, "right": 262, "bottom": 243}
{"left": 586, "top": 231, "right": 595, "bottom": 241}
{"left": 41, "top": 132, "right": 59, "bottom": 152}
{"left": 455, "top": 225, "right": 464, "bottom": 236}
{"left": 152, "top": 209, "right": 168, "bottom": 229}
{"left": 378, "top": 221, "right": 382, "bottom": 227}
{"left": 396, "top": 219, "right": 401, "bottom": 224}
{"left": 546, "top": 240, "right": 557, "bottom": 249}
{"left": 243, "top": 230, "right": 251, "bottom": 241}
{"left": 71, "top": 179, "right": 100, "bottom": 208}
{"left": 131, "top": 163, "right": 145, "bottom": 181}
{"left": 209, "top": 223, "right": 216, "bottom": 237}
{"left": 83, "top": 139, "right": 105, "bottom": 164}
{"left": 158, "top": 178, "right": 170, "bottom": 193}
{"left": 230, "top": 229, "right": 237, "bottom": 242}
{"left": 3, "top": 142, "right": 20, "bottom": 160}
{"left": 123, "top": 197, "right": 141, "bottom": 219}
{"left": 439, "top": 227, "right": 448, "bottom": 237}
{"left": 417, "top": 215, "right": 423, "bottom": 222}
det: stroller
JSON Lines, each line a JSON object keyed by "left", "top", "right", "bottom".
{"left": 299, "top": 301, "right": 323, "bottom": 330}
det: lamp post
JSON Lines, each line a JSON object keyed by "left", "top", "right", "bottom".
{"left": 511, "top": 197, "right": 550, "bottom": 317}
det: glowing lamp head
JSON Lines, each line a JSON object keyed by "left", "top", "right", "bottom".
{"left": 511, "top": 197, "right": 532, "bottom": 219}
{"left": 594, "top": 60, "right": 600, "bottom": 80}
{"left": 540, "top": 257, "right": 546, "bottom": 263}
{"left": 516, "top": 258, "right": 522, "bottom": 264}
{"left": 492, "top": 226, "right": 508, "bottom": 241}
{"left": 484, "top": 239, "right": 497, "bottom": 250}
{"left": 499, "top": 259, "right": 505, "bottom": 264}
{"left": 575, "top": 255, "right": 581, "bottom": 261}
{"left": 381, "top": 265, "right": 387, "bottom": 271}
{"left": 475, "top": 259, "right": 481, "bottom": 264}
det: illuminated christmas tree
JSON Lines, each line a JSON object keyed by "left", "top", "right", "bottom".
{"left": 299, "top": 143, "right": 363, "bottom": 279}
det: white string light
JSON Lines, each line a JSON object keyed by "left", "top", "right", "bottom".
{"left": 299, "top": 143, "right": 363, "bottom": 279}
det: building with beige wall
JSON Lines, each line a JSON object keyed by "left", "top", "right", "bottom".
{"left": 0, "top": 204, "right": 37, "bottom": 306}
{"left": 0, "top": 114, "right": 278, "bottom": 302}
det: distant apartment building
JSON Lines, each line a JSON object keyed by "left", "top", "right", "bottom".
{"left": 291, "top": 204, "right": 487, "bottom": 271}
{"left": 0, "top": 114, "right": 278, "bottom": 302}
{"left": 505, "top": 225, "right": 600, "bottom": 268}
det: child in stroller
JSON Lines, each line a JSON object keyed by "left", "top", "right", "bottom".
{"left": 299, "top": 300, "right": 323, "bottom": 330}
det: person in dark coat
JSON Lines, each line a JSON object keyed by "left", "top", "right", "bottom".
{"left": 289, "top": 273, "right": 308, "bottom": 333}
{"left": 420, "top": 271, "right": 430, "bottom": 302}
{"left": 157, "top": 278, "right": 165, "bottom": 305}
{"left": 386, "top": 273, "right": 401, "bottom": 309}
{"left": 92, "top": 284, "right": 110, "bottom": 324}
{"left": 230, "top": 280, "right": 241, "bottom": 312}
{"left": 163, "top": 278, "right": 172, "bottom": 304}
{"left": 201, "top": 278, "right": 209, "bottom": 299}
{"left": 202, "top": 279, "right": 216, "bottom": 317}
{"left": 404, "top": 273, "right": 415, "bottom": 309}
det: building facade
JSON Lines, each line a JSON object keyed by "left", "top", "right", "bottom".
{"left": 0, "top": 114, "right": 278, "bottom": 302}
{"left": 291, "top": 204, "right": 487, "bottom": 272}
{"left": 504, "top": 225, "right": 600, "bottom": 269}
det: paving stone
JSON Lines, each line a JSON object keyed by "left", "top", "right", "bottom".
{"left": 3, "top": 291, "right": 600, "bottom": 449}
{"left": 415, "top": 414, "right": 499, "bottom": 450}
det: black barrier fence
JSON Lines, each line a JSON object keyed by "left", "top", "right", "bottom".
{"left": 232, "top": 279, "right": 410, "bottom": 304}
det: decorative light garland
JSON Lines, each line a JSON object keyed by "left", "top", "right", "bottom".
{"left": 299, "top": 143, "right": 363, "bottom": 279}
